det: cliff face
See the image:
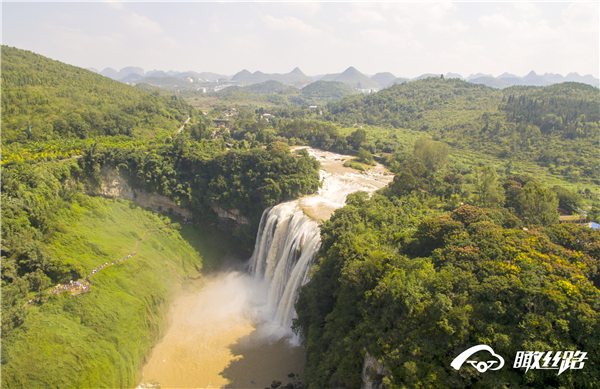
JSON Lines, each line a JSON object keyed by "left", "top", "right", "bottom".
{"left": 99, "top": 167, "right": 192, "bottom": 220}
{"left": 210, "top": 205, "right": 251, "bottom": 226}
{"left": 99, "top": 167, "right": 252, "bottom": 228}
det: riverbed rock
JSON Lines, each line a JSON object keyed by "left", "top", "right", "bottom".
{"left": 271, "top": 380, "right": 282, "bottom": 388}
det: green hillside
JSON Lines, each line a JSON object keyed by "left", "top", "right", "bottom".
{"left": 1, "top": 46, "right": 190, "bottom": 144}
{"left": 300, "top": 80, "right": 359, "bottom": 101}
{"left": 231, "top": 67, "right": 313, "bottom": 85}
{"left": 326, "top": 78, "right": 600, "bottom": 185}
{"left": 370, "top": 71, "right": 397, "bottom": 88}
{"left": 296, "top": 193, "right": 600, "bottom": 389}
{"left": 1, "top": 47, "right": 323, "bottom": 388}
{"left": 0, "top": 155, "right": 213, "bottom": 388}
{"left": 245, "top": 80, "right": 287, "bottom": 94}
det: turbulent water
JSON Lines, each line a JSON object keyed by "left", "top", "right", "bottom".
{"left": 139, "top": 148, "right": 392, "bottom": 388}
{"left": 248, "top": 148, "right": 393, "bottom": 343}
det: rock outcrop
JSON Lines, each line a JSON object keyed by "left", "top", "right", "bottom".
{"left": 361, "top": 351, "right": 389, "bottom": 389}
{"left": 99, "top": 167, "right": 192, "bottom": 220}
{"left": 211, "top": 205, "right": 251, "bottom": 226}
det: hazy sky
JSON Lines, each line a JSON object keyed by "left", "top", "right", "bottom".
{"left": 2, "top": 2, "right": 599, "bottom": 78}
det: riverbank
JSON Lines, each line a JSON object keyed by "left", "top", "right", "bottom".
{"left": 0, "top": 196, "right": 234, "bottom": 388}
{"left": 138, "top": 268, "right": 305, "bottom": 389}
{"left": 137, "top": 147, "right": 393, "bottom": 388}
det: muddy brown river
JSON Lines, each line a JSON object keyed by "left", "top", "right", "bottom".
{"left": 138, "top": 148, "right": 392, "bottom": 389}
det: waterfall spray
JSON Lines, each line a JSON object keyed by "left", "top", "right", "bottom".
{"left": 247, "top": 148, "right": 393, "bottom": 342}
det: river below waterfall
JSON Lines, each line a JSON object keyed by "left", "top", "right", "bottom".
{"left": 138, "top": 148, "right": 393, "bottom": 389}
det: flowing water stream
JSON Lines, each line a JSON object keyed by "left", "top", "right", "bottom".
{"left": 139, "top": 148, "right": 392, "bottom": 389}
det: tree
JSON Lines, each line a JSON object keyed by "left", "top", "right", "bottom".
{"left": 389, "top": 171, "right": 417, "bottom": 196}
{"left": 189, "top": 121, "right": 209, "bottom": 141}
{"left": 475, "top": 166, "right": 505, "bottom": 208}
{"left": 357, "top": 147, "right": 373, "bottom": 164}
{"left": 552, "top": 186, "right": 582, "bottom": 214}
{"left": 518, "top": 181, "right": 559, "bottom": 226}
{"left": 347, "top": 129, "right": 366, "bottom": 150}
{"left": 413, "top": 137, "right": 449, "bottom": 172}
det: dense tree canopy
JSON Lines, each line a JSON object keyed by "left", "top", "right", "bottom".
{"left": 295, "top": 193, "right": 600, "bottom": 389}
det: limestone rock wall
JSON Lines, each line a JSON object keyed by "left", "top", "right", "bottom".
{"left": 99, "top": 167, "right": 192, "bottom": 220}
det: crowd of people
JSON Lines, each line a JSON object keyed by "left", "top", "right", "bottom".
{"left": 46, "top": 251, "right": 138, "bottom": 298}
{"left": 47, "top": 280, "right": 91, "bottom": 297}
{"left": 85, "top": 251, "right": 136, "bottom": 279}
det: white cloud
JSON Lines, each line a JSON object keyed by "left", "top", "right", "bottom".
{"left": 391, "top": 3, "right": 461, "bottom": 33}
{"left": 562, "top": 2, "right": 599, "bottom": 34}
{"left": 360, "top": 28, "right": 420, "bottom": 50}
{"left": 513, "top": 2, "right": 539, "bottom": 18}
{"left": 432, "top": 19, "right": 469, "bottom": 34}
{"left": 281, "top": 2, "right": 321, "bottom": 15}
{"left": 343, "top": 8, "right": 384, "bottom": 24}
{"left": 479, "top": 14, "right": 513, "bottom": 29}
{"left": 263, "top": 15, "right": 320, "bottom": 37}
{"left": 105, "top": 2, "right": 125, "bottom": 11}
{"left": 125, "top": 12, "right": 164, "bottom": 37}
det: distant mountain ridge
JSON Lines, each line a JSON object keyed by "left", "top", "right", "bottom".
{"left": 231, "top": 67, "right": 313, "bottom": 85}
{"left": 319, "top": 66, "right": 380, "bottom": 89}
{"left": 457, "top": 71, "right": 599, "bottom": 89}
{"left": 90, "top": 66, "right": 231, "bottom": 82}
{"left": 91, "top": 64, "right": 599, "bottom": 89}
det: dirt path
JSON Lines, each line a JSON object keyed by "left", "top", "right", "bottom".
{"left": 177, "top": 116, "right": 191, "bottom": 134}
{"left": 25, "top": 225, "right": 172, "bottom": 307}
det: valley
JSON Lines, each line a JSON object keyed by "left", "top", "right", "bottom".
{"left": 1, "top": 45, "right": 599, "bottom": 389}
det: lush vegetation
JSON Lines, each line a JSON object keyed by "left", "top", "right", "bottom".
{"left": 293, "top": 134, "right": 599, "bottom": 388}
{"left": 0, "top": 150, "right": 219, "bottom": 387}
{"left": 295, "top": 193, "right": 600, "bottom": 389}
{"left": 84, "top": 136, "right": 321, "bottom": 237}
{"left": 1, "top": 197, "right": 210, "bottom": 388}
{"left": 3, "top": 45, "right": 599, "bottom": 389}
{"left": 1, "top": 47, "right": 322, "bottom": 388}
{"left": 325, "top": 78, "right": 600, "bottom": 185}
{"left": 183, "top": 80, "right": 360, "bottom": 112}
{"left": 1, "top": 46, "right": 191, "bottom": 143}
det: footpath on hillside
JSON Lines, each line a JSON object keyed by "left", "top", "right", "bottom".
{"left": 25, "top": 225, "right": 170, "bottom": 307}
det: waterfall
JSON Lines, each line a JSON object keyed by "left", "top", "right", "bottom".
{"left": 247, "top": 148, "right": 394, "bottom": 341}
{"left": 248, "top": 202, "right": 322, "bottom": 332}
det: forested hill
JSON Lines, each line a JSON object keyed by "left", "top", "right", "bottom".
{"left": 1, "top": 46, "right": 191, "bottom": 144}
{"left": 327, "top": 77, "right": 599, "bottom": 138}
{"left": 326, "top": 77, "right": 600, "bottom": 182}
{"left": 1, "top": 48, "right": 322, "bottom": 388}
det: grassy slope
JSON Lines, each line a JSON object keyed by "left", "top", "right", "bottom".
{"left": 1, "top": 196, "right": 219, "bottom": 388}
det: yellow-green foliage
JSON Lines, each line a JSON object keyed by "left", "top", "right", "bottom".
{"left": 296, "top": 194, "right": 600, "bottom": 389}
